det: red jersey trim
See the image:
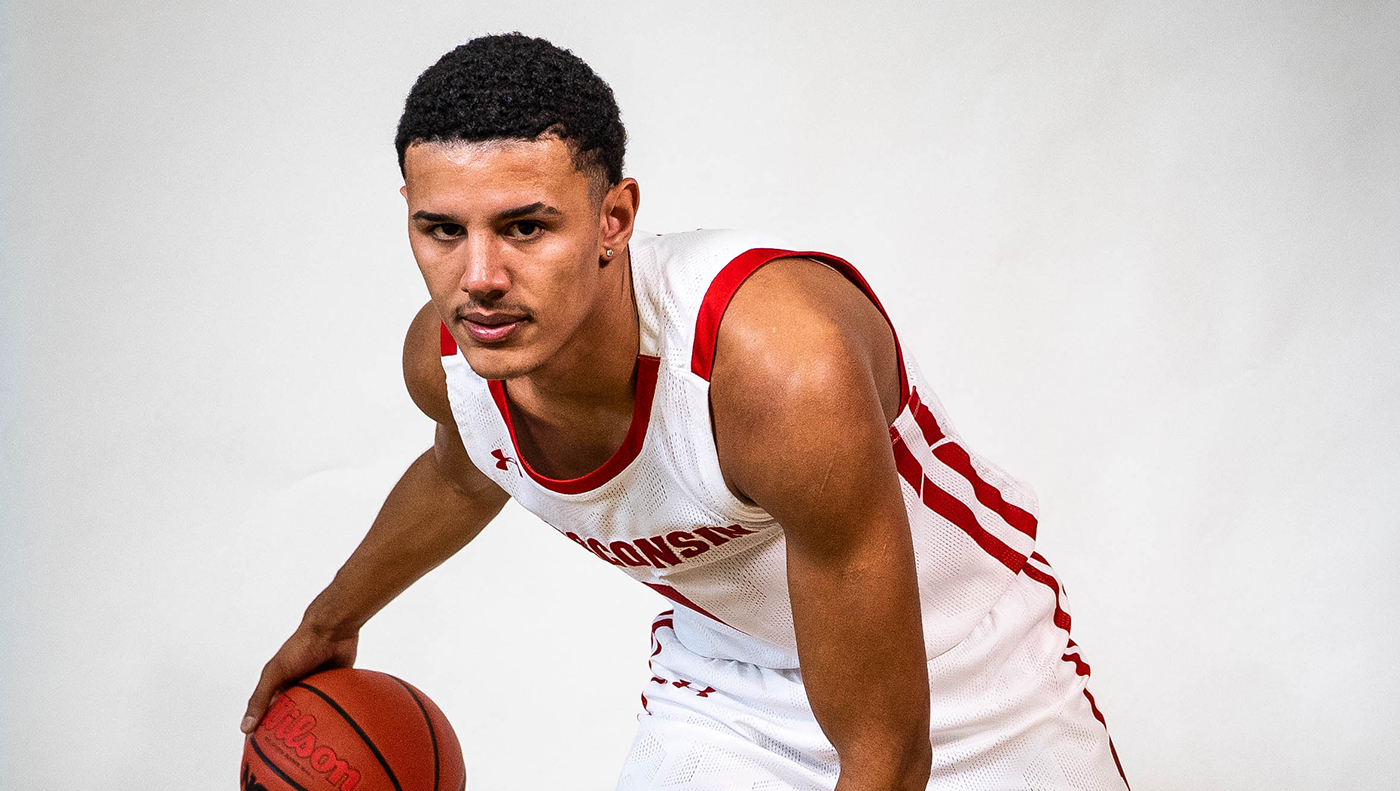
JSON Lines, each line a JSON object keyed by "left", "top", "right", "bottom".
{"left": 440, "top": 322, "right": 458, "bottom": 356}
{"left": 487, "top": 355, "right": 661, "bottom": 495}
{"left": 690, "top": 248, "right": 911, "bottom": 410}
{"left": 643, "top": 582, "right": 737, "bottom": 630}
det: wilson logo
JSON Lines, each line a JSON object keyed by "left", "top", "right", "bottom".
{"left": 258, "top": 692, "right": 362, "bottom": 790}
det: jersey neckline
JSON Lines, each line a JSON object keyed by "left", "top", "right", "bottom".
{"left": 486, "top": 355, "right": 661, "bottom": 495}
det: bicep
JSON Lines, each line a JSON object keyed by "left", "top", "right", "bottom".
{"left": 403, "top": 299, "right": 510, "bottom": 508}
{"left": 433, "top": 419, "right": 509, "bottom": 509}
{"left": 404, "top": 300, "right": 455, "bottom": 426}
{"left": 714, "top": 337, "right": 910, "bottom": 581}
{"left": 710, "top": 258, "right": 907, "bottom": 541}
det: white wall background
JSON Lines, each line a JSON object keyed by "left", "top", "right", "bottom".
{"left": 3, "top": 1, "right": 1398, "bottom": 789}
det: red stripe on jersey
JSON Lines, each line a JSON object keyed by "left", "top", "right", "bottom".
{"left": 647, "top": 613, "right": 675, "bottom": 674}
{"left": 889, "top": 432, "right": 924, "bottom": 493}
{"left": 1084, "top": 688, "right": 1131, "bottom": 788}
{"left": 1023, "top": 557, "right": 1130, "bottom": 788}
{"left": 890, "top": 436, "right": 1025, "bottom": 573}
{"left": 906, "top": 389, "right": 946, "bottom": 445}
{"left": 921, "top": 476, "right": 1025, "bottom": 572}
{"left": 690, "top": 248, "right": 910, "bottom": 409}
{"left": 440, "top": 322, "right": 458, "bottom": 356}
{"left": 907, "top": 388, "right": 1037, "bottom": 539}
{"left": 488, "top": 355, "right": 660, "bottom": 495}
{"left": 1062, "top": 650, "right": 1091, "bottom": 677}
{"left": 932, "top": 442, "right": 1038, "bottom": 539}
{"left": 1020, "top": 560, "right": 1072, "bottom": 632}
{"left": 643, "top": 582, "right": 737, "bottom": 630}
{"left": 650, "top": 615, "right": 674, "bottom": 639}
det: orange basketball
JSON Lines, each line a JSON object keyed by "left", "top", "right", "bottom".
{"left": 241, "top": 668, "right": 465, "bottom": 791}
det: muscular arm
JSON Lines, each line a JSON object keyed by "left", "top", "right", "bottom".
{"left": 711, "top": 259, "right": 932, "bottom": 790}
{"left": 242, "top": 302, "right": 509, "bottom": 731}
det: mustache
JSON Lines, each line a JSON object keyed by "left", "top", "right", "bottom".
{"left": 453, "top": 301, "right": 532, "bottom": 321}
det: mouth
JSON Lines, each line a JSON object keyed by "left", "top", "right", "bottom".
{"left": 461, "top": 311, "right": 528, "bottom": 344}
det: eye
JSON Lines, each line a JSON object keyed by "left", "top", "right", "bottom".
{"left": 429, "top": 223, "right": 465, "bottom": 240}
{"left": 506, "top": 220, "right": 544, "bottom": 239}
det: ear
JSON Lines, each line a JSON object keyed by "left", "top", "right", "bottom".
{"left": 400, "top": 184, "right": 409, "bottom": 200}
{"left": 598, "top": 178, "right": 641, "bottom": 261}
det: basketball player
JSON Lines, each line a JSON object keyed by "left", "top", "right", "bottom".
{"left": 242, "top": 34, "right": 1129, "bottom": 790}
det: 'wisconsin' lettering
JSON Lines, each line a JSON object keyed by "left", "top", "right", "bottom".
{"left": 563, "top": 524, "right": 758, "bottom": 569}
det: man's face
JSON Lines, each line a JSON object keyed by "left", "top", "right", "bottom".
{"left": 402, "top": 137, "right": 615, "bottom": 380}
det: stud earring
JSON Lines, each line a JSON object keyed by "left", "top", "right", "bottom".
{"left": 604, "top": 248, "right": 615, "bottom": 258}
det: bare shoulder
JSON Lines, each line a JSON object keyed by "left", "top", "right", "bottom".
{"left": 709, "top": 256, "right": 902, "bottom": 501}
{"left": 712, "top": 257, "right": 900, "bottom": 426}
{"left": 404, "top": 301, "right": 509, "bottom": 501}
{"left": 403, "top": 300, "right": 454, "bottom": 426}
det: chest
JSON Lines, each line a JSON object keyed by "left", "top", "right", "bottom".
{"left": 452, "top": 357, "right": 780, "bottom": 582}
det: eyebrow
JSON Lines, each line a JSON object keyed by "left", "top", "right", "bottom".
{"left": 498, "top": 202, "right": 562, "bottom": 220}
{"left": 411, "top": 203, "right": 563, "bottom": 223}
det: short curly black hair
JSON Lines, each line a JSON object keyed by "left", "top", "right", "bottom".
{"left": 395, "top": 34, "right": 626, "bottom": 190}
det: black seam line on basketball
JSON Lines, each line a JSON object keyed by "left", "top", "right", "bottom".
{"left": 249, "top": 737, "right": 311, "bottom": 791}
{"left": 389, "top": 676, "right": 441, "bottom": 791}
{"left": 293, "top": 681, "right": 404, "bottom": 791}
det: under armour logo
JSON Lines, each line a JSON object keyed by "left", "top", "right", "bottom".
{"left": 491, "top": 448, "right": 521, "bottom": 475}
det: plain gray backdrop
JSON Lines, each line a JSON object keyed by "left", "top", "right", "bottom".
{"left": 3, "top": 1, "right": 1398, "bottom": 789}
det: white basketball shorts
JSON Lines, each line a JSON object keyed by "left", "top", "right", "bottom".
{"left": 615, "top": 554, "right": 1129, "bottom": 790}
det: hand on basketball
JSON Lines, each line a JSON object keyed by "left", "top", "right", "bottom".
{"left": 241, "top": 622, "right": 359, "bottom": 733}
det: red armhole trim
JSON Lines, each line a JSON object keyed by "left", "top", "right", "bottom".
{"left": 690, "top": 248, "right": 910, "bottom": 410}
{"left": 487, "top": 355, "right": 661, "bottom": 495}
{"left": 440, "top": 322, "right": 458, "bottom": 357}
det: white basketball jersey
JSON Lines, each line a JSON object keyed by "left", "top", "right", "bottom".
{"left": 439, "top": 229, "right": 1042, "bottom": 669}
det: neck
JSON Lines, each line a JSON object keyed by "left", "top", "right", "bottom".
{"left": 513, "top": 249, "right": 640, "bottom": 414}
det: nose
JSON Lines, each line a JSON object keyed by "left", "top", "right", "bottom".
{"left": 460, "top": 238, "right": 510, "bottom": 300}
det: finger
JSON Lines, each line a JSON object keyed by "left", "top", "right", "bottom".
{"left": 241, "top": 663, "right": 285, "bottom": 733}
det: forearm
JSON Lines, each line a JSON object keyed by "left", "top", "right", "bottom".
{"left": 303, "top": 446, "right": 507, "bottom": 637}
{"left": 791, "top": 546, "right": 933, "bottom": 791}
{"left": 824, "top": 657, "right": 932, "bottom": 791}
{"left": 820, "top": 659, "right": 932, "bottom": 791}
